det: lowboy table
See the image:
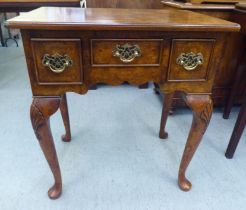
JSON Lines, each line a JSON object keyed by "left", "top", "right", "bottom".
{"left": 6, "top": 7, "right": 239, "bottom": 199}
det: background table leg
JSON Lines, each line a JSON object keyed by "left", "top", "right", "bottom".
{"left": 60, "top": 94, "right": 71, "bottom": 142}
{"left": 30, "top": 97, "right": 62, "bottom": 199}
{"left": 0, "top": 23, "right": 5, "bottom": 47}
{"left": 225, "top": 94, "right": 246, "bottom": 158}
{"left": 159, "top": 92, "right": 174, "bottom": 139}
{"left": 178, "top": 94, "right": 213, "bottom": 191}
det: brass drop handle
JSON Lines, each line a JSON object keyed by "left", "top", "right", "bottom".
{"left": 42, "top": 53, "right": 73, "bottom": 73}
{"left": 176, "top": 52, "right": 204, "bottom": 71}
{"left": 112, "top": 43, "right": 141, "bottom": 63}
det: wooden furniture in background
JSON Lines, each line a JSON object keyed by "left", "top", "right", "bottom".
{"left": 185, "top": 0, "right": 245, "bottom": 3}
{"left": 6, "top": 7, "right": 239, "bottom": 199}
{"left": 0, "top": 0, "right": 81, "bottom": 46}
{"left": 225, "top": 3, "right": 246, "bottom": 158}
{"left": 87, "top": 0, "right": 163, "bottom": 8}
{"left": 223, "top": 3, "right": 246, "bottom": 119}
{"left": 223, "top": 45, "right": 246, "bottom": 119}
{"left": 0, "top": 14, "right": 4, "bottom": 46}
{"left": 225, "top": 94, "right": 246, "bottom": 158}
{"left": 161, "top": 0, "right": 246, "bottom": 108}
{"left": 0, "top": 0, "right": 81, "bottom": 12}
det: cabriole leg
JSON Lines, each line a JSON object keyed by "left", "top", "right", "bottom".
{"left": 178, "top": 94, "right": 213, "bottom": 191}
{"left": 60, "top": 94, "right": 71, "bottom": 142}
{"left": 30, "top": 97, "right": 62, "bottom": 199}
{"left": 159, "top": 92, "right": 174, "bottom": 139}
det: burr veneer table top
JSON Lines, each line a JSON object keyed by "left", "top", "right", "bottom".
{"left": 7, "top": 7, "right": 239, "bottom": 31}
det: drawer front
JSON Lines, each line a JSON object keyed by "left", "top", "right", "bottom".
{"left": 31, "top": 39, "right": 83, "bottom": 85}
{"left": 91, "top": 39, "right": 163, "bottom": 67}
{"left": 167, "top": 39, "right": 215, "bottom": 82}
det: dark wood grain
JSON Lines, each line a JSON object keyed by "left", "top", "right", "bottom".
{"left": 186, "top": 0, "right": 244, "bottom": 3}
{"left": 0, "top": 25, "right": 4, "bottom": 46}
{"left": 224, "top": 4, "right": 246, "bottom": 158}
{"left": 161, "top": 1, "right": 235, "bottom": 10}
{"left": 225, "top": 93, "right": 246, "bottom": 158}
{"left": 87, "top": 0, "right": 163, "bottom": 9}
{"left": 223, "top": 6, "right": 246, "bottom": 118}
{"left": 223, "top": 43, "right": 246, "bottom": 119}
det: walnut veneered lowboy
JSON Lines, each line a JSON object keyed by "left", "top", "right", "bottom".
{"left": 6, "top": 7, "right": 239, "bottom": 199}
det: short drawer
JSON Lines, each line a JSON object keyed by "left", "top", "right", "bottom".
{"left": 91, "top": 39, "right": 163, "bottom": 67}
{"left": 167, "top": 39, "right": 215, "bottom": 82}
{"left": 31, "top": 38, "right": 83, "bottom": 85}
